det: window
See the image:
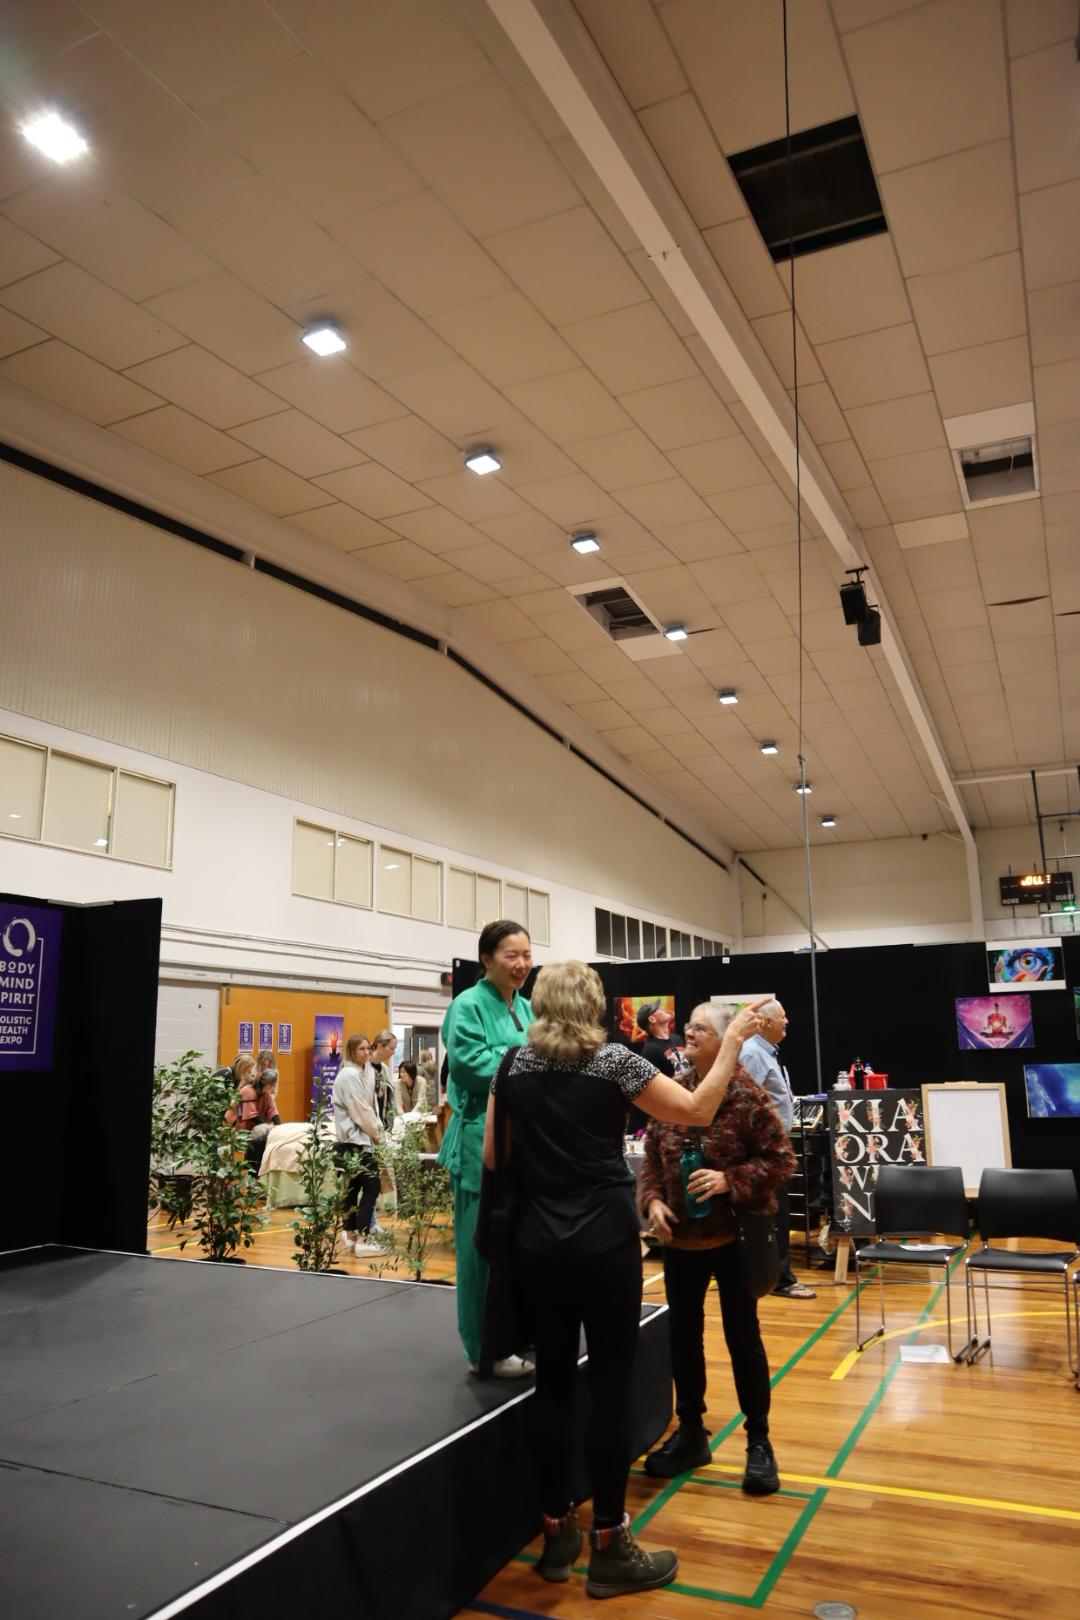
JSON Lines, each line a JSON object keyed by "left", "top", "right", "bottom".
{"left": 476, "top": 874, "right": 502, "bottom": 929}
{"left": 527, "top": 888, "right": 550, "bottom": 947}
{"left": 0, "top": 732, "right": 174, "bottom": 868}
{"left": 379, "top": 847, "right": 443, "bottom": 923}
{"left": 0, "top": 736, "right": 46, "bottom": 839}
{"left": 447, "top": 870, "right": 548, "bottom": 939}
{"left": 503, "top": 881, "right": 527, "bottom": 923}
{"left": 595, "top": 908, "right": 612, "bottom": 954}
{"left": 641, "top": 920, "right": 656, "bottom": 958}
{"left": 292, "top": 820, "right": 373, "bottom": 908}
{"left": 626, "top": 918, "right": 641, "bottom": 960}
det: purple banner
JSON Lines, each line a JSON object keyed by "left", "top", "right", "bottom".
{"left": 258, "top": 1021, "right": 273, "bottom": 1051}
{"left": 0, "top": 904, "right": 61, "bottom": 1071}
{"left": 277, "top": 1022, "right": 293, "bottom": 1055}
{"left": 238, "top": 1021, "right": 254, "bottom": 1053}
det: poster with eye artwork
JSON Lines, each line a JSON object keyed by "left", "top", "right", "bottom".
{"left": 986, "top": 939, "right": 1065, "bottom": 992}
{"left": 827, "top": 1089, "right": 925, "bottom": 1238}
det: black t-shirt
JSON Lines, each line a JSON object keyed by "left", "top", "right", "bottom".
{"left": 496, "top": 1042, "right": 656, "bottom": 1256}
{"left": 639, "top": 1035, "right": 677, "bottom": 1078}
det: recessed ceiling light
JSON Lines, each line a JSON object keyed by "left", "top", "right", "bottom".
{"left": 795, "top": 782, "right": 813, "bottom": 795}
{"left": 717, "top": 689, "right": 739, "bottom": 705}
{"left": 8, "top": 812, "right": 20, "bottom": 819}
{"left": 571, "top": 532, "right": 600, "bottom": 554}
{"left": 465, "top": 448, "right": 501, "bottom": 476}
{"left": 664, "top": 623, "right": 688, "bottom": 642}
{"left": 821, "top": 814, "right": 837, "bottom": 828}
{"left": 301, "top": 322, "right": 347, "bottom": 357}
{"left": 759, "top": 740, "right": 779, "bottom": 755}
{"left": 21, "top": 112, "right": 88, "bottom": 164}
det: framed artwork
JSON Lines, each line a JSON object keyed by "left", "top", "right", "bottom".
{"left": 1024, "top": 1064, "right": 1080, "bottom": 1119}
{"left": 986, "top": 939, "right": 1065, "bottom": 992}
{"left": 613, "top": 994, "right": 675, "bottom": 1044}
{"left": 955, "top": 995, "right": 1033, "bottom": 1050}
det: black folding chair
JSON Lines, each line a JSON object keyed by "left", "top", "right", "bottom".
{"left": 964, "top": 1168, "right": 1080, "bottom": 1373}
{"left": 854, "top": 1165, "right": 969, "bottom": 1361}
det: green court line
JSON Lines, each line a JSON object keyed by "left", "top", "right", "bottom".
{"left": 749, "top": 1487, "right": 829, "bottom": 1608}
{"left": 687, "top": 1474, "right": 814, "bottom": 1503}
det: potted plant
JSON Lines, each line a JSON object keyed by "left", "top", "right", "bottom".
{"left": 291, "top": 1083, "right": 347, "bottom": 1272}
{"left": 372, "top": 1120, "right": 454, "bottom": 1282}
{"left": 149, "top": 1051, "right": 199, "bottom": 1229}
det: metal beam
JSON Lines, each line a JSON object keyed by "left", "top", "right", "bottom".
{"left": 483, "top": 0, "right": 984, "bottom": 937}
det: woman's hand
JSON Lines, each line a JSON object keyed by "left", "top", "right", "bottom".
{"left": 686, "top": 1167, "right": 729, "bottom": 1201}
{"left": 647, "top": 1199, "right": 677, "bottom": 1243}
{"left": 724, "top": 997, "right": 772, "bottom": 1045}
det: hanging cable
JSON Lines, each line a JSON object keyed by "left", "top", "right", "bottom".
{"left": 782, "top": 0, "right": 824, "bottom": 1090}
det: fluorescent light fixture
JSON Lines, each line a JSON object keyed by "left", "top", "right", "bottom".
{"left": 301, "top": 323, "right": 347, "bottom": 357}
{"left": 795, "top": 782, "right": 813, "bottom": 795}
{"left": 821, "top": 814, "right": 837, "bottom": 828}
{"left": 385, "top": 862, "right": 400, "bottom": 870}
{"left": 21, "top": 112, "right": 88, "bottom": 163}
{"left": 8, "top": 812, "right": 20, "bottom": 819}
{"left": 759, "top": 740, "right": 779, "bottom": 755}
{"left": 717, "top": 689, "right": 739, "bottom": 705}
{"left": 663, "top": 623, "right": 688, "bottom": 642}
{"left": 94, "top": 837, "right": 108, "bottom": 846}
{"left": 465, "top": 448, "right": 500, "bottom": 476}
{"left": 570, "top": 532, "right": 600, "bottom": 554}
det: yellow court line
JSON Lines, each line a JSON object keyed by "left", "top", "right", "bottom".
{"left": 830, "top": 1308, "right": 1063, "bottom": 1380}
{"left": 698, "top": 1460, "right": 1080, "bottom": 1525}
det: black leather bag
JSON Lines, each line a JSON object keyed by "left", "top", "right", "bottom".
{"left": 472, "top": 1051, "right": 529, "bottom": 1374}
{"left": 734, "top": 1207, "right": 781, "bottom": 1299}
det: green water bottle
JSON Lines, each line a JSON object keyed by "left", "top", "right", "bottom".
{"left": 680, "top": 1138, "right": 713, "bottom": 1220}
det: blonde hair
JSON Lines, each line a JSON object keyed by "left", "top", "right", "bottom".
{"left": 234, "top": 1056, "right": 257, "bottom": 1083}
{"left": 529, "top": 961, "right": 607, "bottom": 1065}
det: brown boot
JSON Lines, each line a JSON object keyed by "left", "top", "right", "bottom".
{"left": 586, "top": 1514, "right": 678, "bottom": 1599}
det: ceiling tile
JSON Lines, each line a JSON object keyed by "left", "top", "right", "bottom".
{"left": 229, "top": 409, "right": 365, "bottom": 478}
{"left": 381, "top": 75, "right": 580, "bottom": 238}
{"left": 428, "top": 290, "right": 578, "bottom": 388}
{"left": 1004, "top": 0, "right": 1078, "bottom": 56}
{"left": 125, "top": 346, "right": 285, "bottom": 429}
{"left": 271, "top": 0, "right": 488, "bottom": 122}
{"left": 750, "top": 312, "right": 823, "bottom": 387}
{"left": 979, "top": 552, "right": 1050, "bottom": 603}
{"left": 440, "top": 540, "right": 525, "bottom": 583}
{"left": 515, "top": 471, "right": 623, "bottom": 525}
{"left": 335, "top": 190, "right": 510, "bottom": 317}
{"left": 707, "top": 482, "right": 795, "bottom": 532}
{"left": 0, "top": 214, "right": 58, "bottom": 286}
{"left": 1019, "top": 178, "right": 1080, "bottom": 290}
{"left": 620, "top": 376, "right": 738, "bottom": 448}
{"left": 0, "top": 307, "right": 45, "bottom": 356}
{"left": 906, "top": 252, "right": 1026, "bottom": 356}
{"left": 167, "top": 178, "right": 357, "bottom": 307}
{"left": 0, "top": 0, "right": 97, "bottom": 64}
{"left": 80, "top": 0, "right": 302, "bottom": 104}
{"left": 506, "top": 636, "right": 577, "bottom": 677}
{"left": 575, "top": 0, "right": 684, "bottom": 107}
{"left": 654, "top": 515, "right": 744, "bottom": 562}
{"left": 208, "top": 459, "right": 335, "bottom": 516}
{"left": 255, "top": 356, "right": 407, "bottom": 435}
{"left": 547, "top": 133, "right": 640, "bottom": 254}
{"left": 668, "top": 437, "right": 770, "bottom": 495}
{"left": 932, "top": 625, "right": 997, "bottom": 665}
{"left": 288, "top": 504, "right": 401, "bottom": 553}
{"left": 478, "top": 508, "right": 568, "bottom": 557}
{"left": 623, "top": 248, "right": 698, "bottom": 339}
{"left": 390, "top": 506, "right": 486, "bottom": 554}
{"left": 817, "top": 324, "right": 931, "bottom": 408}
{"left": 384, "top": 357, "right": 520, "bottom": 437}
{"left": 344, "top": 416, "right": 461, "bottom": 483}
{"left": 314, "top": 461, "right": 433, "bottom": 519}
{"left": 615, "top": 477, "right": 713, "bottom": 528}
{"left": 0, "top": 261, "right": 183, "bottom": 369}
{"left": 844, "top": 0, "right": 1009, "bottom": 173}
{"left": 486, "top": 207, "right": 647, "bottom": 327}
{"left": 987, "top": 598, "right": 1054, "bottom": 641}
{"left": 703, "top": 218, "right": 789, "bottom": 319}
{"left": 361, "top": 538, "right": 453, "bottom": 582}
{"left": 847, "top": 393, "right": 946, "bottom": 460}
{"left": 110, "top": 404, "right": 258, "bottom": 475}
{"left": 884, "top": 492, "right": 964, "bottom": 523}
{"left": 565, "top": 428, "right": 674, "bottom": 490}
{"left": 414, "top": 469, "right": 529, "bottom": 523}
{"left": 868, "top": 448, "right": 959, "bottom": 503}
{"left": 1011, "top": 40, "right": 1080, "bottom": 194}
{"left": 1034, "top": 357, "right": 1080, "bottom": 426}
{"left": 881, "top": 141, "right": 1018, "bottom": 277}
{"left": 792, "top": 381, "right": 849, "bottom": 445}
{"left": 895, "top": 513, "right": 970, "bottom": 549}
{"left": 24, "top": 32, "right": 252, "bottom": 213}
{"left": 413, "top": 570, "right": 499, "bottom": 607}
{"left": 636, "top": 93, "right": 745, "bottom": 229}
{"left": 1027, "top": 282, "right": 1080, "bottom": 367}
{"left": 818, "top": 438, "right": 871, "bottom": 490}
{"left": 793, "top": 235, "right": 910, "bottom": 345}
{"left": 929, "top": 337, "right": 1032, "bottom": 418}
{"left": 146, "top": 271, "right": 302, "bottom": 375}
{"left": 461, "top": 598, "right": 545, "bottom": 645}
{"left": 560, "top": 303, "right": 697, "bottom": 395}
{"left": 904, "top": 538, "right": 979, "bottom": 591}
{"left": 505, "top": 367, "right": 632, "bottom": 443}
{"left": 0, "top": 338, "right": 162, "bottom": 424}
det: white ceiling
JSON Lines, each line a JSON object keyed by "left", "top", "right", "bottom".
{"left": 0, "top": 0, "right": 1075, "bottom": 852}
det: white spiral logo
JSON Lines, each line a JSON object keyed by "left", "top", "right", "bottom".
{"left": 2, "top": 917, "right": 37, "bottom": 958}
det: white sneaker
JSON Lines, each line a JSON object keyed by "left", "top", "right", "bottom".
{"left": 492, "top": 1354, "right": 535, "bottom": 1379}
{"left": 352, "top": 1241, "right": 382, "bottom": 1257}
{"left": 341, "top": 1233, "right": 356, "bottom": 1253}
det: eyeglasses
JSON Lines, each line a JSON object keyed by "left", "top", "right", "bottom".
{"left": 685, "top": 1022, "right": 713, "bottom": 1036}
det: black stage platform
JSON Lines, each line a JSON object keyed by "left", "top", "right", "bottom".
{"left": 1, "top": 1248, "right": 671, "bottom": 1620}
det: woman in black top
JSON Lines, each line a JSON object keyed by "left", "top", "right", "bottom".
{"left": 483, "top": 961, "right": 765, "bottom": 1601}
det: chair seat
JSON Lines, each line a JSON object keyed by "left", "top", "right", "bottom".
{"left": 967, "top": 1246, "right": 1079, "bottom": 1275}
{"left": 856, "top": 1240, "right": 961, "bottom": 1264}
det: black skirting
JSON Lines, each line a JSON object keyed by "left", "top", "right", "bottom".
{"left": 0, "top": 1248, "right": 671, "bottom": 1620}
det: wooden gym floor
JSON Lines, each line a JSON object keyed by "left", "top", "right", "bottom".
{"left": 147, "top": 1212, "right": 1080, "bottom": 1618}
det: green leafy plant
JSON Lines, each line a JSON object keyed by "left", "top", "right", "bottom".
{"left": 291, "top": 1082, "right": 346, "bottom": 1272}
{"left": 148, "top": 1051, "right": 266, "bottom": 1261}
{"left": 372, "top": 1121, "right": 454, "bottom": 1281}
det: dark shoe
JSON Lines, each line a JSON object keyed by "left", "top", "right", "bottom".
{"left": 537, "top": 1509, "right": 582, "bottom": 1583}
{"left": 742, "top": 1439, "right": 780, "bottom": 1496}
{"left": 643, "top": 1422, "right": 711, "bottom": 1479}
{"left": 773, "top": 1281, "right": 816, "bottom": 1298}
{"left": 586, "top": 1516, "right": 677, "bottom": 1599}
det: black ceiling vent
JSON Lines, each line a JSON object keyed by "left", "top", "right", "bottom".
{"left": 958, "top": 437, "right": 1036, "bottom": 503}
{"left": 580, "top": 585, "right": 656, "bottom": 642}
{"left": 727, "top": 114, "right": 886, "bottom": 263}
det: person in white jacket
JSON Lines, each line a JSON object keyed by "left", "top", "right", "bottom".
{"left": 332, "top": 1034, "right": 382, "bottom": 1257}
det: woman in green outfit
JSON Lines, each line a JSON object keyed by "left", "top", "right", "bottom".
{"left": 439, "top": 918, "right": 534, "bottom": 1377}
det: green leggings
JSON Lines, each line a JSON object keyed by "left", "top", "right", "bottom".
{"left": 451, "top": 1177, "right": 489, "bottom": 1365}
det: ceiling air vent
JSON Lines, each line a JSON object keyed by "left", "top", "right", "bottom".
{"left": 957, "top": 437, "right": 1037, "bottom": 505}
{"left": 727, "top": 114, "right": 886, "bottom": 263}
{"left": 580, "top": 585, "right": 655, "bottom": 641}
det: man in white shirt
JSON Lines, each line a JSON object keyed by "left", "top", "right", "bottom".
{"left": 740, "top": 1001, "right": 816, "bottom": 1299}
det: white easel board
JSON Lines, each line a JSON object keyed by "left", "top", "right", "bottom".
{"left": 921, "top": 1084, "right": 1011, "bottom": 1197}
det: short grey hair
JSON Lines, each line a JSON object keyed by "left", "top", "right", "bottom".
{"left": 691, "top": 1002, "right": 735, "bottom": 1038}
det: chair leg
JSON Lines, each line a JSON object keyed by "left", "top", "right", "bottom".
{"left": 968, "top": 1268, "right": 993, "bottom": 1364}
{"left": 959, "top": 1264, "right": 980, "bottom": 1364}
{"left": 943, "top": 1264, "right": 957, "bottom": 1363}
{"left": 854, "top": 1258, "right": 884, "bottom": 1353}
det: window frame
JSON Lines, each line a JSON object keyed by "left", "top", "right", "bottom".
{"left": 292, "top": 818, "right": 374, "bottom": 910}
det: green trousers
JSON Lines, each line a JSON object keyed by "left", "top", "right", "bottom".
{"left": 451, "top": 1176, "right": 489, "bottom": 1365}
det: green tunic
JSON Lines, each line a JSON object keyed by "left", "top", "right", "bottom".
{"left": 438, "top": 977, "right": 532, "bottom": 1365}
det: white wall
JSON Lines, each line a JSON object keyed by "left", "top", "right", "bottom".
{"left": 740, "top": 825, "right": 1079, "bottom": 951}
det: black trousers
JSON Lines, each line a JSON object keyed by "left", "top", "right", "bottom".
{"left": 336, "top": 1144, "right": 380, "bottom": 1236}
{"left": 774, "top": 1179, "right": 798, "bottom": 1291}
{"left": 662, "top": 1243, "right": 771, "bottom": 1446}
{"left": 515, "top": 1239, "right": 642, "bottom": 1524}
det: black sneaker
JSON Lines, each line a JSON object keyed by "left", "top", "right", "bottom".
{"left": 742, "top": 1439, "right": 780, "bottom": 1496}
{"left": 643, "top": 1422, "right": 711, "bottom": 1479}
